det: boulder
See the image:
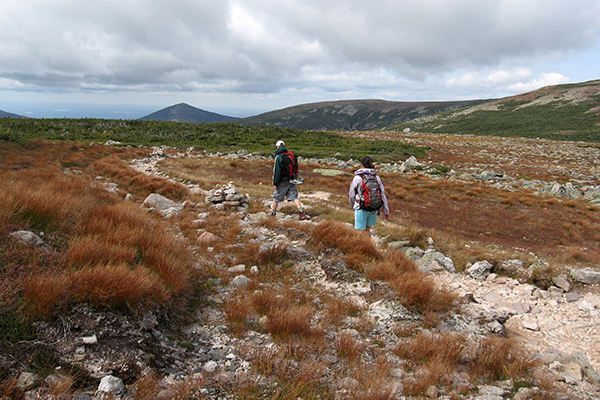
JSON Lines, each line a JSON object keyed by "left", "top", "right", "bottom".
{"left": 571, "top": 269, "right": 600, "bottom": 285}
{"left": 286, "top": 245, "right": 313, "bottom": 260}
{"left": 10, "top": 230, "right": 51, "bottom": 252}
{"left": 398, "top": 156, "right": 423, "bottom": 173}
{"left": 97, "top": 375, "right": 125, "bottom": 395}
{"left": 467, "top": 261, "right": 493, "bottom": 280}
{"left": 230, "top": 275, "right": 251, "bottom": 288}
{"left": 142, "top": 193, "right": 183, "bottom": 217}
{"left": 570, "top": 352, "right": 600, "bottom": 385}
{"left": 196, "top": 231, "right": 222, "bottom": 246}
{"left": 403, "top": 246, "right": 425, "bottom": 260}
{"left": 312, "top": 168, "right": 352, "bottom": 177}
{"left": 17, "top": 372, "right": 38, "bottom": 390}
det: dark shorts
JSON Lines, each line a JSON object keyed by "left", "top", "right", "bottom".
{"left": 273, "top": 181, "right": 298, "bottom": 202}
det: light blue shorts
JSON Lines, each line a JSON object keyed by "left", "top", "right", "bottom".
{"left": 273, "top": 181, "right": 298, "bottom": 202}
{"left": 354, "top": 209, "right": 377, "bottom": 230}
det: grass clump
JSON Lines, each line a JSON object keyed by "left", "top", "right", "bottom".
{"left": 469, "top": 336, "right": 539, "bottom": 381}
{"left": 0, "top": 141, "right": 194, "bottom": 319}
{"left": 310, "top": 220, "right": 457, "bottom": 314}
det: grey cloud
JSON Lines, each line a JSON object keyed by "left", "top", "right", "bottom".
{"left": 0, "top": 0, "right": 599, "bottom": 97}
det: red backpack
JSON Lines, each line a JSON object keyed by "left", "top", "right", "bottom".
{"left": 359, "top": 174, "right": 383, "bottom": 211}
{"left": 280, "top": 151, "right": 298, "bottom": 181}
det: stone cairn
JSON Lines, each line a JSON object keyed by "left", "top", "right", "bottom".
{"left": 204, "top": 182, "right": 249, "bottom": 211}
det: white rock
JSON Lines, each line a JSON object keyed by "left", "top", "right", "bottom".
{"left": 230, "top": 275, "right": 251, "bottom": 288}
{"left": 203, "top": 361, "right": 218, "bottom": 373}
{"left": 468, "top": 261, "right": 493, "bottom": 280}
{"left": 522, "top": 319, "right": 540, "bottom": 331}
{"left": 98, "top": 375, "right": 124, "bottom": 394}
{"left": 228, "top": 264, "right": 246, "bottom": 273}
{"left": 82, "top": 335, "right": 98, "bottom": 345}
{"left": 578, "top": 300, "right": 595, "bottom": 312}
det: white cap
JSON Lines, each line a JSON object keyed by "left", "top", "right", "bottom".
{"left": 276, "top": 140, "right": 285, "bottom": 147}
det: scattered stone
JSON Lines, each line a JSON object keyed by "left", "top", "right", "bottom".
{"left": 552, "top": 275, "right": 571, "bottom": 292}
{"left": 424, "top": 385, "right": 439, "bottom": 398}
{"left": 230, "top": 275, "right": 251, "bottom": 288}
{"left": 10, "top": 230, "right": 52, "bottom": 252}
{"left": 286, "top": 245, "right": 312, "bottom": 260}
{"left": 467, "top": 261, "right": 493, "bottom": 280}
{"left": 570, "top": 352, "right": 600, "bottom": 385}
{"left": 403, "top": 246, "right": 425, "bottom": 260}
{"left": 522, "top": 319, "right": 540, "bottom": 331}
{"left": 44, "top": 374, "right": 63, "bottom": 389}
{"left": 142, "top": 193, "right": 183, "bottom": 217}
{"left": 203, "top": 361, "right": 219, "bottom": 373}
{"left": 564, "top": 362, "right": 584, "bottom": 382}
{"left": 312, "top": 168, "right": 351, "bottom": 177}
{"left": 196, "top": 231, "right": 222, "bottom": 246}
{"left": 82, "top": 335, "right": 98, "bottom": 345}
{"left": 578, "top": 300, "right": 596, "bottom": 313}
{"left": 398, "top": 156, "right": 423, "bottom": 173}
{"left": 140, "top": 312, "right": 158, "bottom": 331}
{"left": 478, "top": 385, "right": 508, "bottom": 397}
{"left": 388, "top": 240, "right": 410, "bottom": 249}
{"left": 565, "top": 292, "right": 583, "bottom": 302}
{"left": 228, "top": 264, "right": 246, "bottom": 274}
{"left": 339, "top": 377, "right": 359, "bottom": 390}
{"left": 72, "top": 394, "right": 93, "bottom": 400}
{"left": 17, "top": 372, "right": 38, "bottom": 390}
{"left": 571, "top": 269, "right": 600, "bottom": 285}
{"left": 97, "top": 375, "right": 124, "bottom": 395}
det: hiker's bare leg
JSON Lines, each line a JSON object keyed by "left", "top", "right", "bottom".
{"left": 272, "top": 200, "right": 279, "bottom": 213}
{"left": 293, "top": 199, "right": 303, "bottom": 211}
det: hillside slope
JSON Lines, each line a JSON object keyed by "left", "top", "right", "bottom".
{"left": 0, "top": 109, "right": 25, "bottom": 119}
{"left": 139, "top": 102, "right": 237, "bottom": 123}
{"left": 234, "top": 99, "right": 488, "bottom": 131}
{"left": 385, "top": 79, "right": 600, "bottom": 142}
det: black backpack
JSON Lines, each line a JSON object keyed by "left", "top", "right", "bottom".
{"left": 279, "top": 151, "right": 298, "bottom": 181}
{"left": 359, "top": 174, "right": 383, "bottom": 211}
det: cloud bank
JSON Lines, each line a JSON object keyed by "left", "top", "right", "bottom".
{"left": 1, "top": 0, "right": 599, "bottom": 108}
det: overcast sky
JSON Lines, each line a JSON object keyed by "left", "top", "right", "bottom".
{"left": 1, "top": 0, "right": 600, "bottom": 118}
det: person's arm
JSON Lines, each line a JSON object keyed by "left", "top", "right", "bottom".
{"left": 349, "top": 176, "right": 360, "bottom": 207}
{"left": 377, "top": 176, "right": 390, "bottom": 218}
{"left": 272, "top": 155, "right": 281, "bottom": 186}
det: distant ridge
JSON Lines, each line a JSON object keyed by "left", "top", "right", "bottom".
{"left": 233, "top": 99, "right": 489, "bottom": 131}
{"left": 0, "top": 109, "right": 26, "bottom": 119}
{"left": 139, "top": 103, "right": 237, "bottom": 123}
{"left": 384, "top": 79, "right": 600, "bottom": 140}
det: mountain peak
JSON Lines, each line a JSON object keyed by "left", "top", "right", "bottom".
{"left": 139, "top": 103, "right": 236, "bottom": 123}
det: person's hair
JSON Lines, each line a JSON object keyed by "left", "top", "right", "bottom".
{"left": 361, "top": 156, "right": 374, "bottom": 169}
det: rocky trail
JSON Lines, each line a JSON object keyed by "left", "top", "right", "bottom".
{"left": 129, "top": 138, "right": 600, "bottom": 399}
{"left": 11, "top": 134, "right": 600, "bottom": 399}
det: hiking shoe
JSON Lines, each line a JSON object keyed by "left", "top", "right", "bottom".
{"left": 299, "top": 211, "right": 310, "bottom": 220}
{"left": 271, "top": 210, "right": 277, "bottom": 217}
